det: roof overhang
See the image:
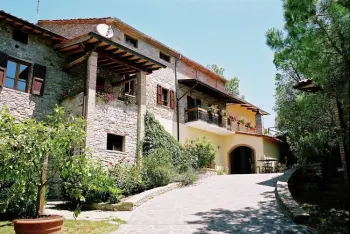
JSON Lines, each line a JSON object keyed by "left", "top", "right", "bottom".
{"left": 54, "top": 32, "right": 167, "bottom": 74}
{"left": 0, "top": 11, "right": 65, "bottom": 43}
{"left": 39, "top": 18, "right": 227, "bottom": 83}
{"left": 235, "top": 131, "right": 281, "bottom": 142}
{"left": 178, "top": 78, "right": 244, "bottom": 103}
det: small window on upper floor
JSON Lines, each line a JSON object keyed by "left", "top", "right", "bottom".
{"left": 125, "top": 34, "right": 138, "bottom": 48}
{"left": 159, "top": 52, "right": 170, "bottom": 63}
{"left": 107, "top": 134, "right": 125, "bottom": 152}
{"left": 12, "top": 29, "right": 28, "bottom": 44}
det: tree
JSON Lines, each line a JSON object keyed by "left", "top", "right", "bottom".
{"left": 266, "top": 0, "right": 349, "bottom": 181}
{"left": 225, "top": 77, "right": 240, "bottom": 97}
{"left": 207, "top": 64, "right": 244, "bottom": 98}
{"left": 0, "top": 106, "right": 120, "bottom": 218}
{"left": 206, "top": 64, "right": 225, "bottom": 77}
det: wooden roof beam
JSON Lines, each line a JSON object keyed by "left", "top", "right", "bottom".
{"left": 112, "top": 75, "right": 137, "bottom": 87}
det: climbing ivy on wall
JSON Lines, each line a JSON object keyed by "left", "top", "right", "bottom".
{"left": 142, "top": 111, "right": 182, "bottom": 166}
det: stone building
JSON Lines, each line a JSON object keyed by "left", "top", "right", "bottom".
{"left": 0, "top": 11, "right": 280, "bottom": 174}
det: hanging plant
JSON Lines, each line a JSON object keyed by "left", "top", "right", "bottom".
{"left": 246, "top": 121, "right": 252, "bottom": 129}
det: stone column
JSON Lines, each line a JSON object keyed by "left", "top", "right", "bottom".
{"left": 255, "top": 112, "right": 263, "bottom": 134}
{"left": 85, "top": 52, "right": 98, "bottom": 149}
{"left": 136, "top": 71, "right": 147, "bottom": 158}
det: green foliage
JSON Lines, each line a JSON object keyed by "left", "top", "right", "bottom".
{"left": 266, "top": 0, "right": 349, "bottom": 165}
{"left": 62, "top": 158, "right": 122, "bottom": 206}
{"left": 217, "top": 166, "right": 229, "bottom": 175}
{"left": 206, "top": 64, "right": 225, "bottom": 77}
{"left": 109, "top": 163, "right": 144, "bottom": 196}
{"left": 173, "top": 167, "right": 198, "bottom": 186}
{"left": 225, "top": 77, "right": 240, "bottom": 97}
{"left": 142, "top": 148, "right": 174, "bottom": 189}
{"left": 143, "top": 112, "right": 182, "bottom": 166}
{"left": 182, "top": 137, "right": 216, "bottom": 169}
{"left": 0, "top": 106, "right": 120, "bottom": 218}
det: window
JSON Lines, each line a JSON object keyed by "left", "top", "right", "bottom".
{"left": 12, "top": 29, "right": 28, "bottom": 44}
{"left": 124, "top": 79, "right": 135, "bottom": 95}
{"left": 159, "top": 52, "right": 170, "bottom": 63}
{"left": 157, "top": 85, "right": 175, "bottom": 109}
{"left": 125, "top": 35, "right": 138, "bottom": 48}
{"left": 162, "top": 88, "right": 168, "bottom": 106}
{"left": 5, "top": 59, "right": 30, "bottom": 92}
{"left": 0, "top": 51, "right": 46, "bottom": 95}
{"left": 107, "top": 134, "right": 125, "bottom": 152}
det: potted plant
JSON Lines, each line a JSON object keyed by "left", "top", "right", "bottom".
{"left": 246, "top": 121, "right": 252, "bottom": 131}
{"left": 0, "top": 106, "right": 90, "bottom": 234}
{"left": 207, "top": 105, "right": 215, "bottom": 123}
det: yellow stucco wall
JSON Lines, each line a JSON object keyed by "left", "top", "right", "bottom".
{"left": 226, "top": 104, "right": 256, "bottom": 126}
{"left": 155, "top": 115, "right": 280, "bottom": 173}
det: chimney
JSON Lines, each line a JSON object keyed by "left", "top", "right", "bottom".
{"left": 255, "top": 112, "right": 263, "bottom": 134}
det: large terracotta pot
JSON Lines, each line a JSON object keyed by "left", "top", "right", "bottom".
{"left": 13, "top": 215, "right": 63, "bottom": 234}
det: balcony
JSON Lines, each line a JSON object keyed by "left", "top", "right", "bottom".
{"left": 184, "top": 107, "right": 257, "bottom": 135}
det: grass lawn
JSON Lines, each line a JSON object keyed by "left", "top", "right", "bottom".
{"left": 0, "top": 218, "right": 125, "bottom": 234}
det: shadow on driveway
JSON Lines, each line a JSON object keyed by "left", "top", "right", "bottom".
{"left": 186, "top": 191, "right": 311, "bottom": 234}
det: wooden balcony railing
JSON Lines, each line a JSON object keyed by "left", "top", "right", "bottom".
{"left": 185, "top": 107, "right": 256, "bottom": 134}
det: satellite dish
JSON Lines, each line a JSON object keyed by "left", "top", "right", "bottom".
{"left": 96, "top": 24, "right": 114, "bottom": 38}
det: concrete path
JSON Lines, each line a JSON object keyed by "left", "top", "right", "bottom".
{"left": 114, "top": 173, "right": 312, "bottom": 234}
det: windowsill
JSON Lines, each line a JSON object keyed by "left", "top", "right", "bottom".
{"left": 157, "top": 103, "right": 173, "bottom": 110}
{"left": 105, "top": 150, "right": 126, "bottom": 154}
{"left": 1, "top": 87, "right": 30, "bottom": 95}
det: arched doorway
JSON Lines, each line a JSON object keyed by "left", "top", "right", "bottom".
{"left": 229, "top": 146, "right": 254, "bottom": 174}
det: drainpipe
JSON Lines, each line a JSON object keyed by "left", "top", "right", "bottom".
{"left": 175, "top": 55, "right": 182, "bottom": 142}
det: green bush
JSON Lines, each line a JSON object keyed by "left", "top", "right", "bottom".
{"left": 110, "top": 163, "right": 145, "bottom": 196}
{"left": 173, "top": 167, "right": 198, "bottom": 186}
{"left": 182, "top": 137, "right": 216, "bottom": 169}
{"left": 62, "top": 157, "right": 122, "bottom": 206}
{"left": 143, "top": 112, "right": 182, "bottom": 167}
{"left": 142, "top": 148, "right": 174, "bottom": 189}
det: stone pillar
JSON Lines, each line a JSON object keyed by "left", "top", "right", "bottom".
{"left": 255, "top": 113, "right": 263, "bottom": 134}
{"left": 85, "top": 52, "right": 98, "bottom": 149}
{"left": 136, "top": 71, "right": 147, "bottom": 158}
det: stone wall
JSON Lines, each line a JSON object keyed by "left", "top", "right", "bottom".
{"left": 178, "top": 86, "right": 226, "bottom": 124}
{"left": 90, "top": 100, "right": 138, "bottom": 164}
{"left": 0, "top": 21, "right": 84, "bottom": 119}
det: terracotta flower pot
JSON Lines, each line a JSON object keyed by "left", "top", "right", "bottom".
{"left": 13, "top": 215, "right": 63, "bottom": 234}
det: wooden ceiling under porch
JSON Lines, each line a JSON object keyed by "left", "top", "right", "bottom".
{"left": 54, "top": 32, "right": 167, "bottom": 75}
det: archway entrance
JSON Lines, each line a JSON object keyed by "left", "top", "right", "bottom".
{"left": 230, "top": 146, "right": 254, "bottom": 174}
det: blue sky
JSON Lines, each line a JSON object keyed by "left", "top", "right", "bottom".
{"left": 2, "top": 0, "right": 284, "bottom": 128}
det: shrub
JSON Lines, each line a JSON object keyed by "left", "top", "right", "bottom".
{"left": 62, "top": 156, "right": 122, "bottom": 207}
{"left": 143, "top": 112, "right": 182, "bottom": 167}
{"left": 217, "top": 166, "right": 229, "bottom": 175}
{"left": 173, "top": 167, "right": 198, "bottom": 186}
{"left": 182, "top": 137, "right": 216, "bottom": 169}
{"left": 142, "top": 148, "right": 174, "bottom": 189}
{"left": 110, "top": 163, "right": 144, "bottom": 196}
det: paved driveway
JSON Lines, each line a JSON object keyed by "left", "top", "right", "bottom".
{"left": 115, "top": 174, "right": 311, "bottom": 234}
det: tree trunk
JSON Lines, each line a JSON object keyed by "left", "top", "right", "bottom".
{"left": 333, "top": 96, "right": 349, "bottom": 185}
{"left": 36, "top": 155, "right": 48, "bottom": 217}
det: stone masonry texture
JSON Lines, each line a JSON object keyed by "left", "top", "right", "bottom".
{"left": 0, "top": 21, "right": 84, "bottom": 120}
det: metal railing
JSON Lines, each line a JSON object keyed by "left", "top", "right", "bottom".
{"left": 185, "top": 107, "right": 227, "bottom": 128}
{"left": 185, "top": 107, "right": 257, "bottom": 134}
